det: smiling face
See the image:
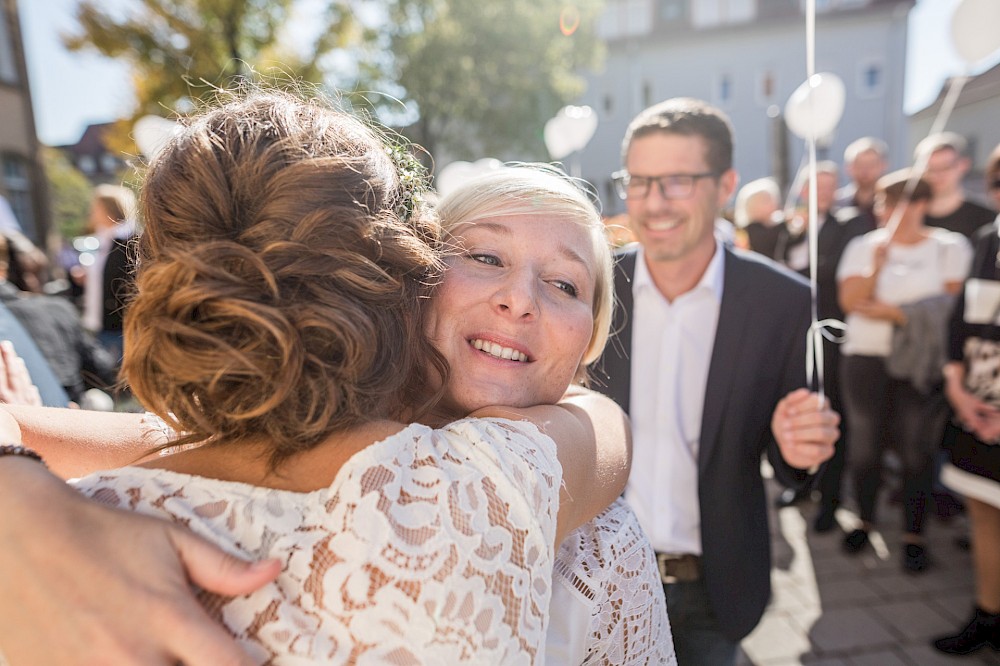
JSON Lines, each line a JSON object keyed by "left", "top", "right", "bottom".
{"left": 424, "top": 213, "right": 597, "bottom": 413}
{"left": 624, "top": 133, "right": 736, "bottom": 268}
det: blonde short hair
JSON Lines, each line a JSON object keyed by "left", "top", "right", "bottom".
{"left": 435, "top": 164, "right": 614, "bottom": 381}
{"left": 733, "top": 177, "right": 779, "bottom": 228}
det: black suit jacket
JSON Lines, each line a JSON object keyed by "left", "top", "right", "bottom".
{"left": 101, "top": 234, "right": 136, "bottom": 332}
{"left": 777, "top": 209, "right": 875, "bottom": 321}
{"left": 593, "top": 245, "right": 811, "bottom": 641}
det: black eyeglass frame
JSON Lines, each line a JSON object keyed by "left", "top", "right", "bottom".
{"left": 611, "top": 169, "right": 722, "bottom": 200}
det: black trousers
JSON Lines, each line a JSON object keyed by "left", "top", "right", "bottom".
{"left": 841, "top": 354, "right": 948, "bottom": 534}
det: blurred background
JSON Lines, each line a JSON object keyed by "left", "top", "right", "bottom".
{"left": 1, "top": 0, "right": 998, "bottom": 295}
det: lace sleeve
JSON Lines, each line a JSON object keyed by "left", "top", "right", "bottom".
{"left": 551, "top": 498, "right": 676, "bottom": 665}
{"left": 440, "top": 416, "right": 562, "bottom": 540}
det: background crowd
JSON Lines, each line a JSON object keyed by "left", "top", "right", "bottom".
{"left": 730, "top": 128, "right": 1000, "bottom": 658}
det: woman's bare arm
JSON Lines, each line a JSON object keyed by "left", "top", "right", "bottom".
{"left": 470, "top": 388, "right": 631, "bottom": 545}
{"left": 2, "top": 405, "right": 153, "bottom": 479}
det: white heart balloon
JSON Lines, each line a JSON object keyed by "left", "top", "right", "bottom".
{"left": 133, "top": 115, "right": 182, "bottom": 158}
{"left": 544, "top": 105, "right": 598, "bottom": 160}
{"left": 784, "top": 73, "right": 846, "bottom": 142}
{"left": 435, "top": 158, "right": 503, "bottom": 198}
{"left": 950, "top": 0, "right": 1000, "bottom": 65}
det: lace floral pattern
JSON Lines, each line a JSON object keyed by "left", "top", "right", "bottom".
{"left": 552, "top": 499, "right": 676, "bottom": 665}
{"left": 70, "top": 418, "right": 561, "bottom": 665}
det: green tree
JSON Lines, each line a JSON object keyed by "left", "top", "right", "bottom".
{"left": 348, "top": 0, "right": 605, "bottom": 161}
{"left": 42, "top": 148, "right": 93, "bottom": 241}
{"left": 62, "top": 0, "right": 360, "bottom": 153}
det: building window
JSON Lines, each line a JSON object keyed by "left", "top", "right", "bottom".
{"left": 78, "top": 155, "right": 96, "bottom": 174}
{"left": 0, "top": 9, "right": 19, "bottom": 84}
{"left": 660, "top": 0, "right": 687, "bottom": 22}
{"left": 604, "top": 179, "right": 617, "bottom": 208}
{"left": 756, "top": 70, "right": 776, "bottom": 106}
{"left": 598, "top": 0, "right": 655, "bottom": 40}
{"left": 100, "top": 153, "right": 120, "bottom": 174}
{"left": 2, "top": 155, "right": 34, "bottom": 237}
{"left": 692, "top": 0, "right": 754, "bottom": 27}
{"left": 857, "top": 59, "right": 884, "bottom": 98}
{"left": 715, "top": 73, "right": 733, "bottom": 105}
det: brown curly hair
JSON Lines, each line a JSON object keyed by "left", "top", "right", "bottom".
{"left": 123, "top": 91, "right": 447, "bottom": 468}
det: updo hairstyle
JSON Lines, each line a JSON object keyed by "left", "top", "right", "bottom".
{"left": 124, "top": 91, "right": 446, "bottom": 468}
{"left": 435, "top": 164, "right": 614, "bottom": 382}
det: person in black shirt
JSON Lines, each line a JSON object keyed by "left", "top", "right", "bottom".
{"left": 916, "top": 132, "right": 995, "bottom": 239}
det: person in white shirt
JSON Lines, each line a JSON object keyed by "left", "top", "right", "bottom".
{"left": 597, "top": 97, "right": 839, "bottom": 666}
{"left": 837, "top": 168, "right": 972, "bottom": 572}
{"left": 81, "top": 184, "right": 139, "bottom": 359}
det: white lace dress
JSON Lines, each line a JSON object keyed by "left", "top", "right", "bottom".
{"left": 69, "top": 417, "right": 561, "bottom": 665}
{"left": 548, "top": 499, "right": 676, "bottom": 665}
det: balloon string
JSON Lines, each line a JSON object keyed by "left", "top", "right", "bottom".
{"left": 881, "top": 74, "right": 969, "bottom": 239}
{"left": 806, "top": 318, "right": 848, "bottom": 400}
{"left": 804, "top": 0, "right": 824, "bottom": 407}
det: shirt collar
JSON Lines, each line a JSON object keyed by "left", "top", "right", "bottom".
{"left": 632, "top": 238, "right": 725, "bottom": 304}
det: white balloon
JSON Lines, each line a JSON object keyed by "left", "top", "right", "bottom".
{"left": 784, "top": 73, "right": 846, "bottom": 142}
{"left": 133, "top": 115, "right": 181, "bottom": 158}
{"left": 544, "top": 105, "right": 598, "bottom": 160}
{"left": 951, "top": 0, "right": 1000, "bottom": 65}
{"left": 435, "top": 158, "right": 503, "bottom": 198}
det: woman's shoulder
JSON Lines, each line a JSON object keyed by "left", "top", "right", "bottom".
{"left": 927, "top": 227, "right": 972, "bottom": 247}
{"left": 434, "top": 416, "right": 561, "bottom": 477}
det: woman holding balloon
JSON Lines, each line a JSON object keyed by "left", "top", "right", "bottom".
{"left": 836, "top": 169, "right": 971, "bottom": 572}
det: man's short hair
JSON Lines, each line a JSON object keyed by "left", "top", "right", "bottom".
{"left": 621, "top": 97, "right": 734, "bottom": 174}
{"left": 877, "top": 168, "right": 932, "bottom": 203}
{"left": 914, "top": 131, "right": 968, "bottom": 161}
{"left": 843, "top": 137, "right": 888, "bottom": 165}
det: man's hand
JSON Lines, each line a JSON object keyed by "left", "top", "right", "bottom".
{"left": 771, "top": 388, "right": 839, "bottom": 470}
{"left": 0, "top": 459, "right": 280, "bottom": 665}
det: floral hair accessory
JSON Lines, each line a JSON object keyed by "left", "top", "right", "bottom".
{"left": 387, "top": 143, "right": 429, "bottom": 222}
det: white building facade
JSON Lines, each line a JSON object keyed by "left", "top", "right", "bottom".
{"left": 576, "top": 0, "right": 914, "bottom": 215}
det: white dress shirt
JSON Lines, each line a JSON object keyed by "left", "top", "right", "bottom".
{"left": 625, "top": 241, "right": 724, "bottom": 555}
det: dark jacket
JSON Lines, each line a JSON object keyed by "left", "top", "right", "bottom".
{"left": 0, "top": 282, "right": 117, "bottom": 402}
{"left": 593, "top": 245, "right": 812, "bottom": 641}
{"left": 101, "top": 234, "right": 137, "bottom": 333}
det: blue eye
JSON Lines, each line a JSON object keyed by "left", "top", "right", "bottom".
{"left": 553, "top": 280, "right": 578, "bottom": 298}
{"left": 470, "top": 253, "right": 502, "bottom": 267}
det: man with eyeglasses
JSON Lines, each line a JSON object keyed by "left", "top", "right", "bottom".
{"left": 916, "top": 132, "right": 995, "bottom": 240}
{"left": 594, "top": 97, "right": 839, "bottom": 665}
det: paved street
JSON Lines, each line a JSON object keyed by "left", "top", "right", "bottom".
{"left": 737, "top": 470, "right": 1000, "bottom": 666}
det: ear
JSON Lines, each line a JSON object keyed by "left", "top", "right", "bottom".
{"left": 717, "top": 169, "right": 739, "bottom": 208}
{"left": 958, "top": 157, "right": 972, "bottom": 176}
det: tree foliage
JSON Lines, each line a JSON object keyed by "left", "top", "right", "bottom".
{"left": 352, "top": 0, "right": 605, "bottom": 161}
{"left": 63, "top": 0, "right": 360, "bottom": 152}
{"left": 64, "top": 0, "right": 606, "bottom": 163}
{"left": 41, "top": 148, "right": 93, "bottom": 241}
